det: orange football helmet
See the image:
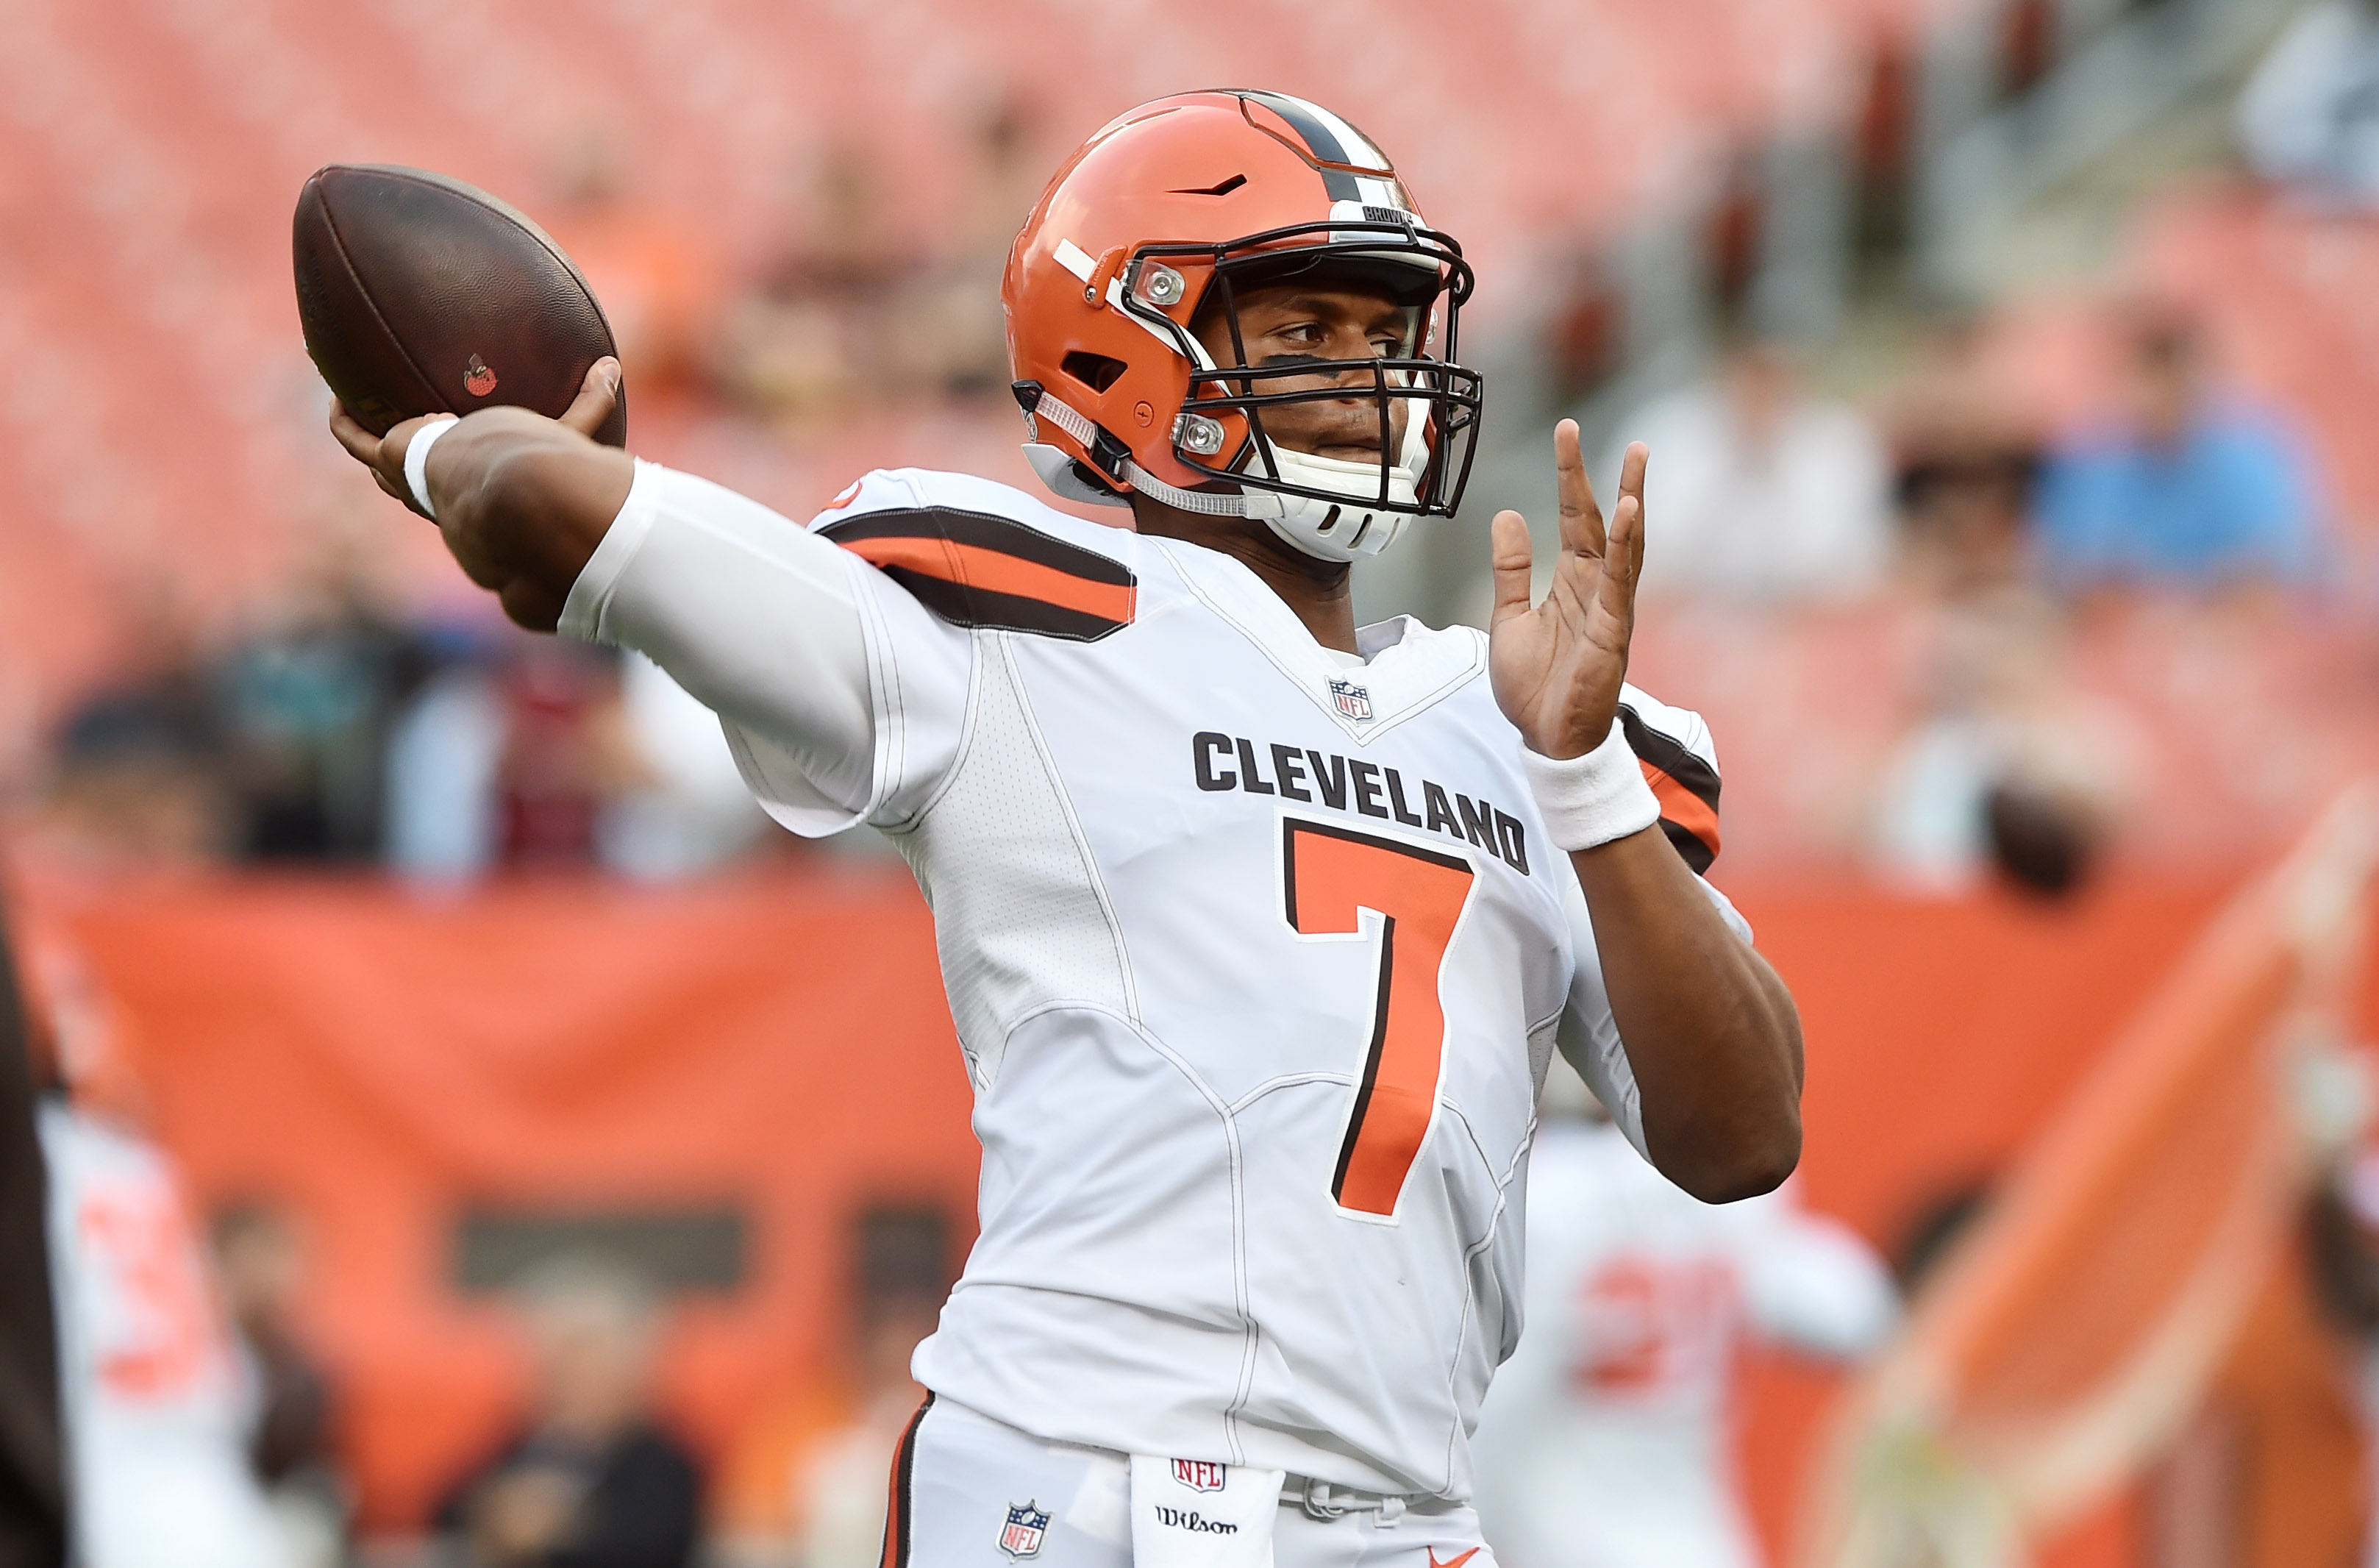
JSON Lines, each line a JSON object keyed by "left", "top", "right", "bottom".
{"left": 1002, "top": 90, "right": 1482, "bottom": 561}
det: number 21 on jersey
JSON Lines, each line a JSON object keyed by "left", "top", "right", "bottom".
{"left": 1280, "top": 817, "right": 1478, "bottom": 1219}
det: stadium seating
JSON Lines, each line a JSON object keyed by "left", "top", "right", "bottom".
{"left": 26, "top": 0, "right": 2358, "bottom": 883}
{"left": 2132, "top": 186, "right": 2379, "bottom": 541}
{"left": 1971, "top": 185, "right": 2379, "bottom": 544}
{"left": 0, "top": 0, "right": 1966, "bottom": 752}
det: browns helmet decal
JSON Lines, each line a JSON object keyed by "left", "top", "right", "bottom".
{"left": 1231, "top": 90, "right": 1410, "bottom": 210}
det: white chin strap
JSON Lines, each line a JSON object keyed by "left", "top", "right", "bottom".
{"left": 1021, "top": 388, "right": 1431, "bottom": 564}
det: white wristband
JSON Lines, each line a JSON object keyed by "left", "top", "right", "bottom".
{"left": 1519, "top": 721, "right": 1662, "bottom": 852}
{"left": 404, "top": 416, "right": 460, "bottom": 519}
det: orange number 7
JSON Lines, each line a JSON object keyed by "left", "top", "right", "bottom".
{"left": 1282, "top": 818, "right": 1479, "bottom": 1218}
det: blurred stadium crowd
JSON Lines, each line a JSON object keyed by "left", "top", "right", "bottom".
{"left": 7, "top": 0, "right": 2379, "bottom": 1564}
{"left": 4, "top": 0, "right": 2376, "bottom": 891}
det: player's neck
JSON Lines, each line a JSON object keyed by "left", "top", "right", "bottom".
{"left": 1128, "top": 497, "right": 1360, "bottom": 655}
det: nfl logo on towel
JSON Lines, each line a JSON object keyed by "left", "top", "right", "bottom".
{"left": 1172, "top": 1458, "right": 1227, "bottom": 1492}
{"left": 999, "top": 1502, "right": 1050, "bottom": 1559}
{"left": 1330, "top": 679, "right": 1372, "bottom": 720}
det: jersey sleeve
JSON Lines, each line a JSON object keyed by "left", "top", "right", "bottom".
{"left": 1616, "top": 683, "right": 1723, "bottom": 876}
{"left": 560, "top": 461, "right": 973, "bottom": 836}
{"left": 1555, "top": 687, "right": 1748, "bottom": 1157}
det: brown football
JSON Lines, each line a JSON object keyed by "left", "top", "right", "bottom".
{"left": 293, "top": 164, "right": 627, "bottom": 446}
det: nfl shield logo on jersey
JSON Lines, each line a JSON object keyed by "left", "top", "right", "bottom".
{"left": 1330, "top": 679, "right": 1373, "bottom": 720}
{"left": 999, "top": 1502, "right": 1051, "bottom": 1559}
{"left": 1171, "top": 1458, "right": 1227, "bottom": 1492}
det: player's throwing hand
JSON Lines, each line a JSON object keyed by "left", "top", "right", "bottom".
{"left": 1488, "top": 421, "right": 1648, "bottom": 760}
{"left": 329, "top": 358, "right": 626, "bottom": 630}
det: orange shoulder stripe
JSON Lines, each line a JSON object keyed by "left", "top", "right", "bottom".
{"left": 1642, "top": 762, "right": 1721, "bottom": 858}
{"left": 840, "top": 535, "right": 1137, "bottom": 626}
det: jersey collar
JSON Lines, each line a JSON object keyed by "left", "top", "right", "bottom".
{"left": 1151, "top": 538, "right": 1484, "bottom": 743}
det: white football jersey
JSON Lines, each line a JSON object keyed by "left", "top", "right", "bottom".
{"left": 564, "top": 463, "right": 1742, "bottom": 1500}
{"left": 40, "top": 1100, "right": 290, "bottom": 1568}
{"left": 1472, "top": 1118, "right": 1896, "bottom": 1568}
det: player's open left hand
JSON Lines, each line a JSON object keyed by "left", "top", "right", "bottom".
{"left": 1488, "top": 421, "right": 1647, "bottom": 760}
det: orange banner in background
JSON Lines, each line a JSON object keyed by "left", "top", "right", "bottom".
{"left": 39, "top": 860, "right": 2361, "bottom": 1559}
{"left": 47, "top": 866, "right": 977, "bottom": 1529}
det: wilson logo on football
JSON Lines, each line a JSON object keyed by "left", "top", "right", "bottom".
{"left": 463, "top": 354, "right": 498, "bottom": 396}
{"left": 1171, "top": 1458, "right": 1226, "bottom": 1492}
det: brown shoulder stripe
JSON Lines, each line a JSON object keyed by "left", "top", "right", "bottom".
{"left": 821, "top": 507, "right": 1135, "bottom": 642}
{"left": 1619, "top": 704, "right": 1721, "bottom": 875}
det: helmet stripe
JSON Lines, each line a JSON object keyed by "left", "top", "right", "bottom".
{"left": 1293, "top": 100, "right": 1394, "bottom": 174}
{"left": 1238, "top": 90, "right": 1375, "bottom": 201}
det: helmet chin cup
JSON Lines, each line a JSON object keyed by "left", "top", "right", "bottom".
{"left": 1260, "top": 491, "right": 1410, "bottom": 563}
{"left": 1242, "top": 399, "right": 1435, "bottom": 562}
{"left": 1252, "top": 443, "right": 1423, "bottom": 563}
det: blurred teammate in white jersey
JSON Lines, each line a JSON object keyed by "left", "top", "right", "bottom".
{"left": 1474, "top": 1072, "right": 1894, "bottom": 1568}
{"left": 332, "top": 90, "right": 1806, "bottom": 1568}
{"left": 27, "top": 936, "right": 290, "bottom": 1568}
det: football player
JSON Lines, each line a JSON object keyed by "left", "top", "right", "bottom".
{"left": 1471, "top": 1071, "right": 1895, "bottom": 1568}
{"left": 331, "top": 90, "right": 1803, "bottom": 1568}
{"left": 28, "top": 936, "right": 293, "bottom": 1568}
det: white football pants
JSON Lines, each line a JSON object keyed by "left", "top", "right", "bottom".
{"left": 880, "top": 1396, "right": 1497, "bottom": 1568}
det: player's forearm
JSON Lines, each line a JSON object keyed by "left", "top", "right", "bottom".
{"left": 424, "top": 408, "right": 634, "bottom": 631}
{"left": 1572, "top": 830, "right": 1802, "bottom": 1203}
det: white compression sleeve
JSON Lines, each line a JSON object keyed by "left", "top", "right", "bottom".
{"left": 560, "top": 460, "right": 877, "bottom": 819}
